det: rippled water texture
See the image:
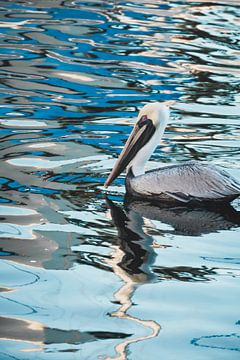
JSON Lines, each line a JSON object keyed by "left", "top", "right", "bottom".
{"left": 0, "top": 1, "right": 240, "bottom": 359}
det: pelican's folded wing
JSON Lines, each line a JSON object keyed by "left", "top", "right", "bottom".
{"left": 130, "top": 161, "right": 240, "bottom": 202}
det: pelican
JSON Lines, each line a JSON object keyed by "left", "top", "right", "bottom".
{"left": 104, "top": 102, "right": 240, "bottom": 203}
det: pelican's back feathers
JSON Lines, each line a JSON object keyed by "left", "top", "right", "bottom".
{"left": 127, "top": 161, "right": 240, "bottom": 203}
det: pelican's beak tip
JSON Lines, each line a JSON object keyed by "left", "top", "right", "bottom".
{"left": 104, "top": 181, "right": 109, "bottom": 188}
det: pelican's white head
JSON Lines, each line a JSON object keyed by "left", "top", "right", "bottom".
{"left": 104, "top": 101, "right": 174, "bottom": 187}
{"left": 137, "top": 101, "right": 171, "bottom": 129}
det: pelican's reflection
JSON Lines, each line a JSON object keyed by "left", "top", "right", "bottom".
{"left": 106, "top": 197, "right": 157, "bottom": 282}
{"left": 105, "top": 196, "right": 240, "bottom": 359}
{"left": 125, "top": 197, "right": 240, "bottom": 237}
{"left": 105, "top": 197, "right": 160, "bottom": 360}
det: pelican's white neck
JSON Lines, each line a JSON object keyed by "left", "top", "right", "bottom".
{"left": 129, "top": 104, "right": 169, "bottom": 177}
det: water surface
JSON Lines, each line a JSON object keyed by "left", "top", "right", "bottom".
{"left": 0, "top": 1, "right": 240, "bottom": 359}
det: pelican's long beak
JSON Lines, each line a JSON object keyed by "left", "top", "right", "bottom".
{"left": 104, "top": 116, "right": 155, "bottom": 187}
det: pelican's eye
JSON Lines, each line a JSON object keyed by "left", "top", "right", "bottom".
{"left": 138, "top": 115, "right": 150, "bottom": 128}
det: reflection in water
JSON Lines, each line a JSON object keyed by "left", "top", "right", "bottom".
{"left": 104, "top": 197, "right": 240, "bottom": 358}
{"left": 105, "top": 198, "right": 160, "bottom": 360}
{"left": 125, "top": 196, "right": 240, "bottom": 236}
{"left": 106, "top": 198, "right": 157, "bottom": 281}
{"left": 125, "top": 197, "right": 240, "bottom": 281}
{"left": 0, "top": 316, "right": 129, "bottom": 350}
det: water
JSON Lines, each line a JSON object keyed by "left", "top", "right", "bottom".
{"left": 0, "top": 0, "right": 240, "bottom": 359}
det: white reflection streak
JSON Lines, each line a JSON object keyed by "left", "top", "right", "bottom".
{"left": 104, "top": 244, "right": 160, "bottom": 360}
